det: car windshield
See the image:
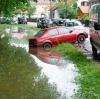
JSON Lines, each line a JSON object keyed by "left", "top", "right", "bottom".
{"left": 34, "top": 30, "right": 43, "bottom": 37}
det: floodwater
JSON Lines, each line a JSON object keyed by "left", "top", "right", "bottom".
{"left": 8, "top": 26, "right": 79, "bottom": 99}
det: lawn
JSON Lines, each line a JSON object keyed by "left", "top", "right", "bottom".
{"left": 54, "top": 43, "right": 100, "bottom": 99}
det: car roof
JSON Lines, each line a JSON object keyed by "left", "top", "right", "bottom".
{"left": 43, "top": 26, "right": 66, "bottom": 31}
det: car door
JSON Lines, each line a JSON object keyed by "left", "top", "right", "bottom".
{"left": 47, "top": 29, "right": 62, "bottom": 45}
{"left": 57, "top": 27, "right": 77, "bottom": 43}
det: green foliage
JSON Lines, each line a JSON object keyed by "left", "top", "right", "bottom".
{"left": 81, "top": 15, "right": 89, "bottom": 26}
{"left": 58, "top": 2, "right": 78, "bottom": 19}
{"left": 82, "top": 15, "right": 89, "bottom": 21}
{"left": 23, "top": 5, "right": 36, "bottom": 19}
{"left": 58, "top": 4, "right": 68, "bottom": 18}
{"left": 54, "top": 43, "right": 100, "bottom": 99}
{"left": 0, "top": 0, "right": 29, "bottom": 16}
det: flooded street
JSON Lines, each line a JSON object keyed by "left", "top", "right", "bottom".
{"left": 8, "top": 26, "right": 79, "bottom": 99}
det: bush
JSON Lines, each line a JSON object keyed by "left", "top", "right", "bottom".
{"left": 81, "top": 15, "right": 89, "bottom": 27}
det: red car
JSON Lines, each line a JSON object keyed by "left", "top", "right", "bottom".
{"left": 29, "top": 26, "right": 88, "bottom": 48}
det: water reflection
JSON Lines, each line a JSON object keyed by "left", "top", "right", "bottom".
{"left": 29, "top": 48, "right": 68, "bottom": 66}
{"left": 30, "top": 48, "right": 79, "bottom": 99}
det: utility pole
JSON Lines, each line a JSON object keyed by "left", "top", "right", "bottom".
{"left": 50, "top": 0, "right": 52, "bottom": 19}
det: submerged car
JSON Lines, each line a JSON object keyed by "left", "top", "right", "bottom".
{"left": 29, "top": 26, "right": 88, "bottom": 48}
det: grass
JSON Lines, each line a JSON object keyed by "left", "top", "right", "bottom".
{"left": 0, "top": 28, "right": 61, "bottom": 99}
{"left": 53, "top": 43, "right": 100, "bottom": 99}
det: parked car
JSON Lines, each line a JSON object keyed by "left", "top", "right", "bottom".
{"left": 52, "top": 18, "right": 66, "bottom": 26}
{"left": 37, "top": 17, "right": 53, "bottom": 29}
{"left": 57, "top": 19, "right": 66, "bottom": 26}
{"left": 18, "top": 16, "right": 27, "bottom": 24}
{"left": 64, "top": 19, "right": 85, "bottom": 29}
{"left": 0, "top": 17, "right": 13, "bottom": 24}
{"left": 89, "top": 4, "right": 100, "bottom": 59}
{"left": 29, "top": 26, "right": 88, "bottom": 48}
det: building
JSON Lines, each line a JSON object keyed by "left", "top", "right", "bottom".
{"left": 33, "top": 0, "right": 59, "bottom": 18}
{"left": 77, "top": 0, "right": 89, "bottom": 19}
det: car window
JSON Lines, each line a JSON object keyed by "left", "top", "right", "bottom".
{"left": 58, "top": 28, "right": 70, "bottom": 34}
{"left": 67, "top": 22, "right": 74, "bottom": 27}
{"left": 48, "top": 29, "right": 58, "bottom": 36}
{"left": 73, "top": 22, "right": 79, "bottom": 26}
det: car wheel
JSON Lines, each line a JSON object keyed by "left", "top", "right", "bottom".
{"left": 43, "top": 43, "right": 52, "bottom": 48}
{"left": 90, "top": 39, "right": 98, "bottom": 58}
{"left": 77, "top": 35, "right": 85, "bottom": 43}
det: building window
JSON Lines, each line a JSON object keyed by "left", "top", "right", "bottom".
{"left": 87, "top": 2, "right": 89, "bottom": 6}
{"left": 81, "top": 1, "right": 89, "bottom": 6}
{"left": 81, "top": 1, "right": 85, "bottom": 6}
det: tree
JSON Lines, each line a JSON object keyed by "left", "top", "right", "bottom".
{"left": 27, "top": 6, "right": 36, "bottom": 19}
{"left": 0, "top": 0, "right": 29, "bottom": 16}
{"left": 22, "top": 5, "right": 36, "bottom": 19}
{"left": 58, "top": 4, "right": 68, "bottom": 18}
{"left": 58, "top": 1, "right": 78, "bottom": 19}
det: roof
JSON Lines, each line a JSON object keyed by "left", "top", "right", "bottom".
{"left": 78, "top": 6, "right": 89, "bottom": 14}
